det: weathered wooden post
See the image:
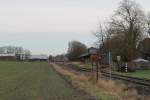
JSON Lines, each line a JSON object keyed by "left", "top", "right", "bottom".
{"left": 96, "top": 62, "right": 99, "bottom": 81}
{"left": 108, "top": 52, "right": 112, "bottom": 80}
{"left": 117, "top": 56, "right": 121, "bottom": 70}
{"left": 90, "top": 53, "right": 101, "bottom": 82}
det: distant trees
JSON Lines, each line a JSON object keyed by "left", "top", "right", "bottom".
{"left": 138, "top": 38, "right": 150, "bottom": 60}
{"left": 67, "top": 41, "right": 87, "bottom": 61}
{"left": 0, "top": 46, "right": 31, "bottom": 60}
{"left": 49, "top": 55, "right": 54, "bottom": 62}
{"left": 0, "top": 46, "right": 30, "bottom": 54}
{"left": 95, "top": 0, "right": 149, "bottom": 61}
{"left": 23, "top": 49, "right": 31, "bottom": 59}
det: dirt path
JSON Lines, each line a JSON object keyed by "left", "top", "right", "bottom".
{"left": 51, "top": 63, "right": 97, "bottom": 100}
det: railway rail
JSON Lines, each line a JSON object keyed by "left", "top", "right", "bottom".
{"left": 58, "top": 63, "right": 150, "bottom": 95}
{"left": 101, "top": 71, "right": 150, "bottom": 87}
{"left": 63, "top": 63, "right": 150, "bottom": 87}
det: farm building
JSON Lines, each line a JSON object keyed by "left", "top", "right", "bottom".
{"left": 79, "top": 47, "right": 98, "bottom": 63}
{"left": 54, "top": 55, "right": 68, "bottom": 62}
{"left": 0, "top": 53, "right": 16, "bottom": 60}
{"left": 79, "top": 47, "right": 111, "bottom": 64}
{"left": 29, "top": 55, "right": 48, "bottom": 61}
{"left": 0, "top": 53, "right": 30, "bottom": 61}
{"left": 131, "top": 58, "right": 150, "bottom": 70}
{"left": 0, "top": 46, "right": 30, "bottom": 61}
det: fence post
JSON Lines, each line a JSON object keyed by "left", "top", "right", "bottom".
{"left": 108, "top": 52, "right": 112, "bottom": 80}
{"left": 125, "top": 63, "right": 128, "bottom": 72}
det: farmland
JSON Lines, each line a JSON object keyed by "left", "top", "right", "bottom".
{"left": 0, "top": 61, "right": 92, "bottom": 100}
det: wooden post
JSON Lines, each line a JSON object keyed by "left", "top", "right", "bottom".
{"left": 96, "top": 62, "right": 99, "bottom": 81}
{"left": 108, "top": 52, "right": 112, "bottom": 80}
{"left": 91, "top": 63, "right": 94, "bottom": 72}
{"left": 90, "top": 53, "right": 101, "bottom": 82}
{"left": 125, "top": 63, "right": 128, "bottom": 72}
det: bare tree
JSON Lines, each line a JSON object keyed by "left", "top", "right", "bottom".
{"left": 94, "top": 23, "right": 112, "bottom": 53}
{"left": 109, "top": 0, "right": 146, "bottom": 61}
{"left": 94, "top": 24, "right": 105, "bottom": 47}
{"left": 147, "top": 12, "right": 150, "bottom": 36}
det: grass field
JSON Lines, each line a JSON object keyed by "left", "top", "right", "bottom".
{"left": 70, "top": 62, "right": 92, "bottom": 69}
{"left": 0, "top": 61, "right": 91, "bottom": 100}
{"left": 124, "top": 70, "right": 150, "bottom": 79}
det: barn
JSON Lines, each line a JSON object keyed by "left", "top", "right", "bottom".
{"left": 0, "top": 53, "right": 16, "bottom": 60}
{"left": 29, "top": 55, "right": 48, "bottom": 61}
{"left": 79, "top": 47, "right": 98, "bottom": 63}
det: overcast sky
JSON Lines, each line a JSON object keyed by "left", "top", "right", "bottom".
{"left": 0, "top": 0, "right": 150, "bottom": 55}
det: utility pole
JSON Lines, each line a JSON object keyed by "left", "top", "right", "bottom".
{"left": 96, "top": 62, "right": 99, "bottom": 82}
{"left": 109, "top": 52, "right": 112, "bottom": 80}
{"left": 107, "top": 36, "right": 112, "bottom": 80}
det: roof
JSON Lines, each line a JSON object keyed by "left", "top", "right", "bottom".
{"left": 29, "top": 55, "right": 48, "bottom": 59}
{"left": 79, "top": 47, "right": 98, "bottom": 58}
{"left": 0, "top": 53, "right": 15, "bottom": 57}
{"left": 79, "top": 53, "right": 90, "bottom": 58}
{"left": 88, "top": 47, "right": 98, "bottom": 54}
{"left": 132, "top": 58, "right": 149, "bottom": 63}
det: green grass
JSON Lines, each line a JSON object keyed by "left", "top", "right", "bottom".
{"left": 71, "top": 62, "right": 92, "bottom": 69}
{"left": 0, "top": 61, "right": 88, "bottom": 100}
{"left": 81, "top": 63, "right": 92, "bottom": 68}
{"left": 115, "top": 70, "right": 150, "bottom": 79}
{"left": 81, "top": 83, "right": 115, "bottom": 100}
{"left": 125, "top": 70, "right": 150, "bottom": 79}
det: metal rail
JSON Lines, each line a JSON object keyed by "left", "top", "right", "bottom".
{"left": 101, "top": 71, "right": 150, "bottom": 87}
{"left": 64, "top": 64, "right": 150, "bottom": 87}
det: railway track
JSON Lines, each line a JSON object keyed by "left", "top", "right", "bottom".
{"left": 57, "top": 63, "right": 150, "bottom": 95}
{"left": 63, "top": 63, "right": 150, "bottom": 87}
{"left": 101, "top": 71, "right": 150, "bottom": 87}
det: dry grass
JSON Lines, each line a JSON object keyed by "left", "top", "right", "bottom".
{"left": 87, "top": 73, "right": 139, "bottom": 100}
{"left": 96, "top": 78, "right": 139, "bottom": 100}
{"left": 52, "top": 63, "right": 150, "bottom": 100}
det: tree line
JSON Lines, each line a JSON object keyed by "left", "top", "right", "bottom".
{"left": 55, "top": 0, "right": 150, "bottom": 62}
{"left": 94, "top": 0, "right": 150, "bottom": 61}
{"left": 0, "top": 46, "right": 31, "bottom": 60}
